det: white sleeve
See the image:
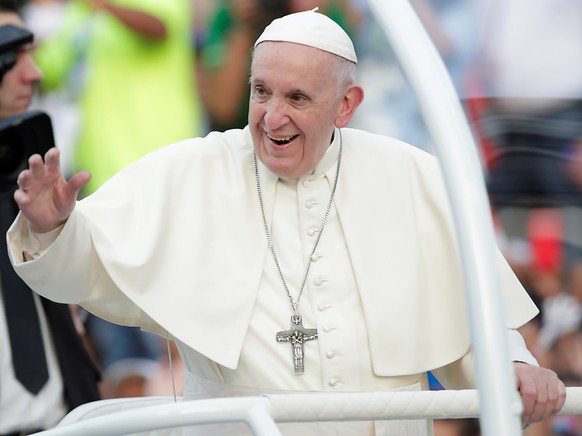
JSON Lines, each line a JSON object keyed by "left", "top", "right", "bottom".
{"left": 24, "top": 225, "right": 63, "bottom": 260}
{"left": 508, "top": 329, "right": 538, "bottom": 366}
{"left": 7, "top": 210, "right": 96, "bottom": 304}
{"left": 431, "top": 329, "right": 537, "bottom": 389}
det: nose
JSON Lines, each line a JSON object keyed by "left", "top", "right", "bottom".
{"left": 21, "top": 54, "right": 43, "bottom": 83}
{"left": 263, "top": 97, "right": 289, "bottom": 130}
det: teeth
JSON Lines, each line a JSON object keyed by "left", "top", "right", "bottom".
{"left": 267, "top": 133, "right": 294, "bottom": 141}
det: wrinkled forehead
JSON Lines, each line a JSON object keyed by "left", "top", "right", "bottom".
{"left": 254, "top": 9, "right": 357, "bottom": 64}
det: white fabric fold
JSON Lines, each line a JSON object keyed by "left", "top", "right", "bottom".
{"left": 8, "top": 127, "right": 538, "bottom": 375}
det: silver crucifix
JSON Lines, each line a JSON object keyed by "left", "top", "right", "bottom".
{"left": 276, "top": 313, "right": 318, "bottom": 374}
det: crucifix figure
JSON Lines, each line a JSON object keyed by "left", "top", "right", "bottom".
{"left": 276, "top": 313, "right": 318, "bottom": 374}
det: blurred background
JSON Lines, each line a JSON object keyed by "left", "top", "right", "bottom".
{"left": 20, "top": 0, "right": 582, "bottom": 434}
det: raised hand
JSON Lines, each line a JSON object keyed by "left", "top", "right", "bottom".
{"left": 14, "top": 148, "right": 91, "bottom": 233}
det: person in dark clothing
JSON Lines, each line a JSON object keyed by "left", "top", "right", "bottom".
{"left": 0, "top": 1, "right": 101, "bottom": 434}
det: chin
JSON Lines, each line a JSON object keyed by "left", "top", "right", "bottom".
{"left": 263, "top": 159, "right": 295, "bottom": 178}
{"left": 265, "top": 163, "right": 290, "bottom": 178}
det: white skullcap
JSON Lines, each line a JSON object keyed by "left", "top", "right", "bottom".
{"left": 254, "top": 9, "right": 357, "bottom": 63}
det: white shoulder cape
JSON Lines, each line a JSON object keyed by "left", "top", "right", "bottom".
{"left": 9, "top": 127, "right": 537, "bottom": 376}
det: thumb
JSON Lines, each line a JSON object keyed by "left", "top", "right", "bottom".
{"left": 66, "top": 170, "right": 92, "bottom": 199}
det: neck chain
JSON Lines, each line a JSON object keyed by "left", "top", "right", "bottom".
{"left": 254, "top": 129, "right": 343, "bottom": 374}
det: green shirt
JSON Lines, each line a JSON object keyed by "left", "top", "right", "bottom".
{"left": 36, "top": 0, "right": 203, "bottom": 193}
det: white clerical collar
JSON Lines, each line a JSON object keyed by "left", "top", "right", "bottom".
{"left": 309, "top": 128, "right": 341, "bottom": 179}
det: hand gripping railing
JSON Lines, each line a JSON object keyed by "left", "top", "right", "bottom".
{"left": 36, "top": 388, "right": 582, "bottom": 436}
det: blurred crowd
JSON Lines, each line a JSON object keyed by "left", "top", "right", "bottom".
{"left": 16, "top": 0, "right": 582, "bottom": 434}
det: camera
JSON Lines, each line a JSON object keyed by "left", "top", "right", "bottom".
{"left": 0, "top": 25, "right": 55, "bottom": 195}
{"left": 0, "top": 110, "right": 54, "bottom": 194}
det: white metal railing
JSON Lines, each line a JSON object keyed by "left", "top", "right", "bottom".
{"left": 366, "top": 0, "right": 526, "bottom": 434}
{"left": 35, "top": 388, "right": 582, "bottom": 435}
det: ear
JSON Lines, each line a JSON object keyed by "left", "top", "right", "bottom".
{"left": 334, "top": 85, "right": 364, "bottom": 128}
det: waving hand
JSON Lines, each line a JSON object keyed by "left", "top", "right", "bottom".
{"left": 14, "top": 148, "right": 91, "bottom": 233}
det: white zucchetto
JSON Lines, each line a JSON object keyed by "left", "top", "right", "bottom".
{"left": 254, "top": 9, "right": 358, "bottom": 63}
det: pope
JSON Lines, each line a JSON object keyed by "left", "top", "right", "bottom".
{"left": 7, "top": 9, "right": 565, "bottom": 435}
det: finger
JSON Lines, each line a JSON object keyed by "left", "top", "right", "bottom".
{"left": 519, "top": 383, "right": 537, "bottom": 422}
{"left": 548, "top": 377, "right": 567, "bottom": 415}
{"left": 28, "top": 153, "right": 46, "bottom": 178}
{"left": 44, "top": 148, "right": 61, "bottom": 173}
{"left": 515, "top": 365, "right": 539, "bottom": 422}
{"left": 528, "top": 395, "right": 547, "bottom": 423}
{"left": 16, "top": 169, "right": 31, "bottom": 190}
{"left": 13, "top": 186, "right": 29, "bottom": 207}
{"left": 66, "top": 170, "right": 92, "bottom": 197}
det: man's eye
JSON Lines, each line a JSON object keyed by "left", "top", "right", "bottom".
{"left": 254, "top": 86, "right": 267, "bottom": 96}
{"left": 20, "top": 43, "right": 36, "bottom": 55}
{"left": 290, "top": 94, "right": 308, "bottom": 104}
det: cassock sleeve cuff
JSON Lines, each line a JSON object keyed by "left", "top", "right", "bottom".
{"left": 508, "top": 329, "right": 538, "bottom": 366}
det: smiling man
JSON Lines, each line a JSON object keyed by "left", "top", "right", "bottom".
{"left": 249, "top": 38, "right": 363, "bottom": 178}
{"left": 7, "top": 9, "right": 565, "bottom": 435}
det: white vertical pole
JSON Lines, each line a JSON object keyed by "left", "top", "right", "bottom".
{"left": 365, "top": 1, "right": 522, "bottom": 434}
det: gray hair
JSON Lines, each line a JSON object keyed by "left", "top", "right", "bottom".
{"left": 329, "top": 56, "right": 357, "bottom": 96}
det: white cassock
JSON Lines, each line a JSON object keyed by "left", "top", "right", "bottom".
{"left": 8, "top": 127, "right": 538, "bottom": 435}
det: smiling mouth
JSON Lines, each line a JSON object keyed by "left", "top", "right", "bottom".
{"left": 267, "top": 132, "right": 299, "bottom": 146}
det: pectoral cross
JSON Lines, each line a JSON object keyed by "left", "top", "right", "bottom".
{"left": 276, "top": 313, "right": 318, "bottom": 375}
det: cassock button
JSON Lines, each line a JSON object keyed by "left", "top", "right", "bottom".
{"left": 317, "top": 304, "right": 332, "bottom": 311}
{"left": 302, "top": 180, "right": 311, "bottom": 188}
{"left": 314, "top": 277, "right": 328, "bottom": 286}
{"left": 322, "top": 325, "right": 336, "bottom": 333}
{"left": 307, "top": 227, "right": 320, "bottom": 237}
{"left": 328, "top": 377, "right": 345, "bottom": 387}
{"left": 326, "top": 350, "right": 343, "bottom": 359}
{"left": 305, "top": 200, "right": 318, "bottom": 209}
{"left": 311, "top": 253, "right": 322, "bottom": 262}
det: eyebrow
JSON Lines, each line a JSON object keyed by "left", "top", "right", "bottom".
{"left": 249, "top": 77, "right": 312, "bottom": 98}
{"left": 287, "top": 88, "right": 309, "bottom": 95}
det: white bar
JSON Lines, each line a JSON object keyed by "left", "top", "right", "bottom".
{"left": 269, "top": 389, "right": 582, "bottom": 421}
{"left": 365, "top": 1, "right": 522, "bottom": 435}
{"left": 40, "top": 396, "right": 279, "bottom": 436}
{"left": 36, "top": 388, "right": 582, "bottom": 435}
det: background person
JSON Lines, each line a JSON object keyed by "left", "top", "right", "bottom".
{"left": 29, "top": 0, "right": 205, "bottom": 398}
{"left": 32, "top": 0, "right": 203, "bottom": 192}
{"left": 0, "top": 1, "right": 101, "bottom": 434}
